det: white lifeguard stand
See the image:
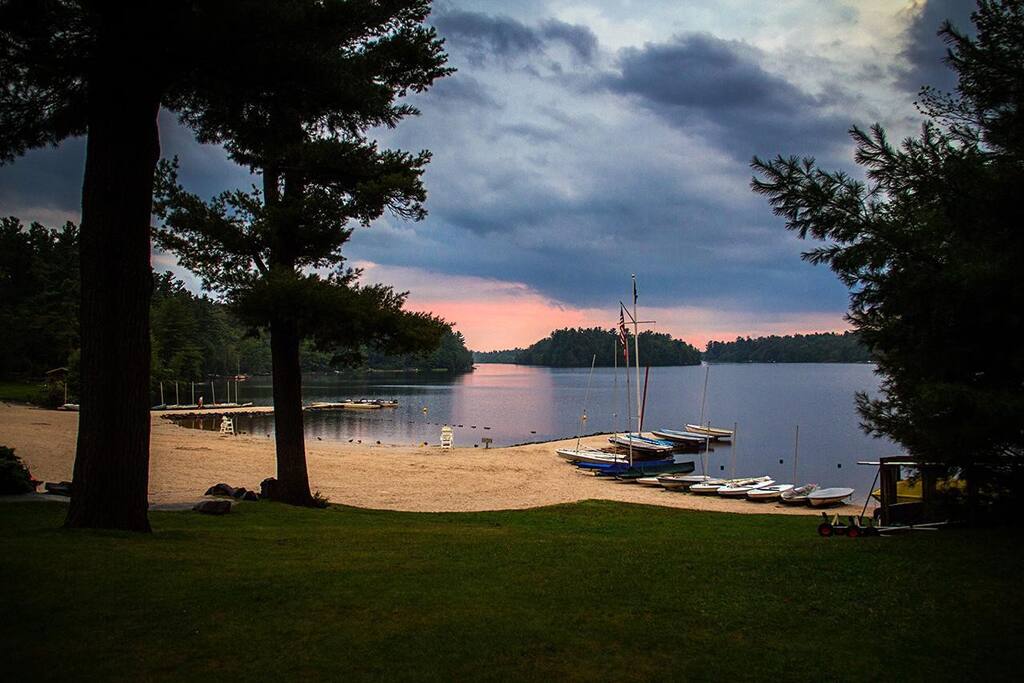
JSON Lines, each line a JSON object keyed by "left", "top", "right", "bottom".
{"left": 440, "top": 424, "right": 453, "bottom": 450}
{"left": 219, "top": 415, "right": 235, "bottom": 436}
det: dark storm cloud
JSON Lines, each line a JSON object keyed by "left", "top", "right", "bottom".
{"left": 0, "top": 138, "right": 85, "bottom": 223}
{"left": 433, "top": 10, "right": 598, "bottom": 64}
{"left": 603, "top": 33, "right": 851, "bottom": 161}
{"left": 897, "top": 0, "right": 977, "bottom": 95}
{"left": 425, "top": 74, "right": 502, "bottom": 109}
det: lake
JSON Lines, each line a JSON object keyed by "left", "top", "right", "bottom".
{"left": 178, "top": 362, "right": 897, "bottom": 500}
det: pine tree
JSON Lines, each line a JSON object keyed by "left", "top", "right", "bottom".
{"left": 154, "top": 1, "right": 451, "bottom": 506}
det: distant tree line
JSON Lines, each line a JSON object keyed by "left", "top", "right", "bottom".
{"left": 490, "top": 327, "right": 701, "bottom": 367}
{"left": 472, "top": 329, "right": 869, "bottom": 366}
{"left": 0, "top": 220, "right": 472, "bottom": 395}
{"left": 473, "top": 348, "right": 523, "bottom": 363}
{"left": 703, "top": 332, "right": 870, "bottom": 363}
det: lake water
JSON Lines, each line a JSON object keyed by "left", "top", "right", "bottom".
{"left": 179, "top": 362, "right": 897, "bottom": 500}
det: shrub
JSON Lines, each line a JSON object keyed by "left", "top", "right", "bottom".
{"left": 0, "top": 446, "right": 39, "bottom": 494}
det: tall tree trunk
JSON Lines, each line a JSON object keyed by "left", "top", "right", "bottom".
{"left": 65, "top": 31, "right": 161, "bottom": 531}
{"left": 270, "top": 315, "right": 314, "bottom": 506}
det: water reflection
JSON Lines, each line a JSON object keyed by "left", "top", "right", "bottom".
{"left": 175, "top": 363, "right": 895, "bottom": 493}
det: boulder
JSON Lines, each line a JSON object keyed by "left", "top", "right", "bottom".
{"left": 193, "top": 500, "right": 231, "bottom": 515}
{"left": 260, "top": 477, "right": 280, "bottom": 500}
{"left": 231, "top": 487, "right": 248, "bottom": 499}
{"left": 241, "top": 490, "right": 259, "bottom": 501}
{"left": 204, "top": 483, "right": 236, "bottom": 497}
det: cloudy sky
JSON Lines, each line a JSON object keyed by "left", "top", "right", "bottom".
{"left": 0, "top": 0, "right": 975, "bottom": 350}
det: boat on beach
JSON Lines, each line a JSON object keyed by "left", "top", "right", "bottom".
{"left": 746, "top": 483, "right": 795, "bottom": 501}
{"left": 807, "top": 487, "right": 855, "bottom": 507}
{"left": 780, "top": 484, "right": 819, "bottom": 505}
{"left": 608, "top": 433, "right": 677, "bottom": 454}
{"left": 656, "top": 474, "right": 718, "bottom": 490}
{"left": 607, "top": 460, "right": 695, "bottom": 480}
{"left": 684, "top": 424, "right": 733, "bottom": 440}
{"left": 716, "top": 476, "right": 774, "bottom": 497}
{"left": 650, "top": 429, "right": 707, "bottom": 444}
{"left": 556, "top": 448, "right": 647, "bottom": 465}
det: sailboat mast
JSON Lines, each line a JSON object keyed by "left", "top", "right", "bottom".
{"left": 632, "top": 274, "right": 641, "bottom": 431}
{"left": 623, "top": 321, "right": 633, "bottom": 467}
{"left": 793, "top": 425, "right": 800, "bottom": 483}
{"left": 732, "top": 421, "right": 738, "bottom": 478}
{"left": 576, "top": 354, "right": 597, "bottom": 452}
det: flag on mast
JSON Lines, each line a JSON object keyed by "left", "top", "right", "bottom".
{"left": 632, "top": 275, "right": 638, "bottom": 305}
{"left": 618, "top": 307, "right": 629, "bottom": 364}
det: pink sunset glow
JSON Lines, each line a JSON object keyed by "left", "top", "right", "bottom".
{"left": 357, "top": 262, "right": 850, "bottom": 351}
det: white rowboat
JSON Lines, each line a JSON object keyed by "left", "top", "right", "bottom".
{"left": 807, "top": 487, "right": 855, "bottom": 507}
{"left": 716, "top": 477, "right": 774, "bottom": 497}
{"left": 684, "top": 424, "right": 734, "bottom": 440}
{"left": 746, "top": 484, "right": 795, "bottom": 501}
{"left": 780, "top": 484, "right": 819, "bottom": 505}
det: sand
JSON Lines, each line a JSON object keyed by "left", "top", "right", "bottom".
{"left": 0, "top": 402, "right": 868, "bottom": 516}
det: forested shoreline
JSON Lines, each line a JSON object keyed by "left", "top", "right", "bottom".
{"left": 703, "top": 332, "right": 870, "bottom": 363}
{"left": 0, "top": 218, "right": 473, "bottom": 396}
{"left": 473, "top": 330, "right": 869, "bottom": 365}
{"left": 473, "top": 327, "right": 701, "bottom": 367}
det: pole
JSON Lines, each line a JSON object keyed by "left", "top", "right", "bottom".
{"left": 698, "top": 365, "right": 709, "bottom": 429}
{"left": 624, "top": 326, "right": 633, "bottom": 467}
{"left": 639, "top": 365, "right": 650, "bottom": 432}
{"left": 160, "top": 381, "right": 164, "bottom": 406}
{"left": 612, "top": 338, "right": 620, "bottom": 434}
{"left": 632, "top": 274, "right": 641, "bottom": 431}
{"left": 191, "top": 381, "right": 195, "bottom": 406}
{"left": 793, "top": 425, "right": 800, "bottom": 484}
{"left": 732, "top": 421, "right": 738, "bottom": 478}
{"left": 211, "top": 380, "right": 216, "bottom": 405}
{"left": 175, "top": 382, "right": 179, "bottom": 406}
{"left": 576, "top": 354, "right": 597, "bottom": 453}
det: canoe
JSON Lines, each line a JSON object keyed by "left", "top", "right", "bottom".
{"left": 684, "top": 424, "right": 733, "bottom": 440}
{"left": 746, "top": 484, "right": 795, "bottom": 501}
{"left": 780, "top": 484, "right": 819, "bottom": 505}
{"left": 716, "top": 477, "right": 774, "bottom": 497}
{"left": 608, "top": 433, "right": 677, "bottom": 453}
{"left": 807, "top": 487, "right": 855, "bottom": 507}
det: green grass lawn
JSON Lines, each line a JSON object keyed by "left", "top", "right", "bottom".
{"left": 2, "top": 501, "right": 1020, "bottom": 681}
{"left": 0, "top": 379, "right": 42, "bottom": 403}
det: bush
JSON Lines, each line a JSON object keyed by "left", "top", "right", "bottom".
{"left": 0, "top": 446, "right": 39, "bottom": 494}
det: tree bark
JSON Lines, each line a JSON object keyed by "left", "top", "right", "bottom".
{"left": 64, "top": 21, "right": 161, "bottom": 532}
{"left": 269, "top": 314, "right": 314, "bottom": 506}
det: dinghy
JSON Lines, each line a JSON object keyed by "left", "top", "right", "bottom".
{"left": 555, "top": 447, "right": 615, "bottom": 463}
{"left": 684, "top": 424, "right": 733, "bottom": 440}
{"left": 635, "top": 477, "right": 665, "bottom": 487}
{"left": 656, "top": 474, "right": 716, "bottom": 490}
{"left": 716, "top": 476, "right": 774, "bottom": 497}
{"left": 780, "top": 484, "right": 819, "bottom": 505}
{"left": 650, "top": 429, "right": 707, "bottom": 444}
{"left": 608, "top": 433, "right": 677, "bottom": 454}
{"left": 688, "top": 479, "right": 731, "bottom": 494}
{"left": 807, "top": 487, "right": 855, "bottom": 507}
{"left": 746, "top": 483, "right": 795, "bottom": 501}
{"left": 602, "top": 461, "right": 696, "bottom": 480}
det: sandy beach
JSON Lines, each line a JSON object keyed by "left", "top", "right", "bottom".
{"left": 1, "top": 402, "right": 866, "bottom": 516}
